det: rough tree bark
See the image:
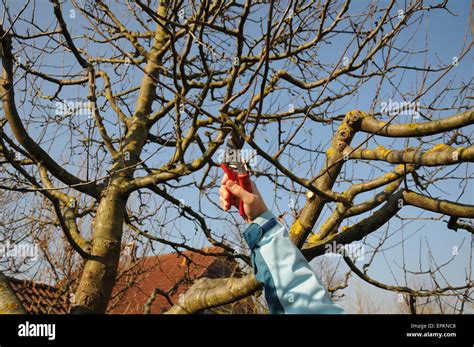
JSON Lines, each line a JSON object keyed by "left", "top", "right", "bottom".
{"left": 0, "top": 272, "right": 26, "bottom": 314}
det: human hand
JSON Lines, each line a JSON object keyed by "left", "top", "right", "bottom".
{"left": 219, "top": 174, "right": 268, "bottom": 222}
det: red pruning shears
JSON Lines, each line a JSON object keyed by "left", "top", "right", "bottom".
{"left": 220, "top": 130, "right": 252, "bottom": 218}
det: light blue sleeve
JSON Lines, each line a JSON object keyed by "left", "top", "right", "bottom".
{"left": 243, "top": 210, "right": 344, "bottom": 314}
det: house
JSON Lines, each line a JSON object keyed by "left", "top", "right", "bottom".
{"left": 107, "top": 247, "right": 238, "bottom": 313}
{"left": 7, "top": 247, "right": 242, "bottom": 314}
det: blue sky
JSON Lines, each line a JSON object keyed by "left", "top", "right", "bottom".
{"left": 2, "top": 0, "right": 473, "bottom": 313}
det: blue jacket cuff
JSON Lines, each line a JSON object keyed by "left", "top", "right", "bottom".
{"left": 251, "top": 210, "right": 275, "bottom": 227}
{"left": 243, "top": 210, "right": 278, "bottom": 250}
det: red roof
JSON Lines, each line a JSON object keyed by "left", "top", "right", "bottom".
{"left": 8, "top": 277, "right": 69, "bottom": 314}
{"left": 8, "top": 247, "right": 236, "bottom": 314}
{"left": 108, "top": 247, "right": 236, "bottom": 314}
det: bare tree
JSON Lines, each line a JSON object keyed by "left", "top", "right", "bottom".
{"left": 0, "top": 0, "right": 472, "bottom": 314}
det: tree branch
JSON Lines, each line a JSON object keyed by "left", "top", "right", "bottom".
{"left": 0, "top": 25, "right": 101, "bottom": 198}
{"left": 349, "top": 144, "right": 474, "bottom": 166}
{"left": 360, "top": 110, "right": 474, "bottom": 137}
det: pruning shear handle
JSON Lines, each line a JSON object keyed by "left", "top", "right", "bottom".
{"left": 221, "top": 163, "right": 252, "bottom": 217}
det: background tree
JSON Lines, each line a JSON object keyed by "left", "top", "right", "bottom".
{"left": 0, "top": 0, "right": 472, "bottom": 314}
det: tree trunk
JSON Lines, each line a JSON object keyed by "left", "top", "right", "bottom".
{"left": 71, "top": 182, "right": 127, "bottom": 313}
{"left": 291, "top": 111, "right": 361, "bottom": 246}
{"left": 0, "top": 272, "right": 26, "bottom": 314}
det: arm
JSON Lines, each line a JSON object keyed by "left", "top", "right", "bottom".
{"left": 220, "top": 178, "right": 344, "bottom": 314}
